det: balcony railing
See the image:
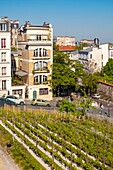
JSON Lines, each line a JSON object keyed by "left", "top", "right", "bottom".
{"left": 32, "top": 55, "right": 50, "bottom": 60}
{"left": 33, "top": 67, "right": 49, "bottom": 73}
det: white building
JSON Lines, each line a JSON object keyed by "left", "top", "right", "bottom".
{"left": 0, "top": 17, "right": 11, "bottom": 97}
{"left": 77, "top": 43, "right": 113, "bottom": 73}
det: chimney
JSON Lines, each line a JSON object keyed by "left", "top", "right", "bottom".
{"left": 43, "top": 22, "right": 47, "bottom": 26}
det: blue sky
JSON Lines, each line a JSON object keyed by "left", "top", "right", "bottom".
{"left": 1, "top": 0, "right": 113, "bottom": 43}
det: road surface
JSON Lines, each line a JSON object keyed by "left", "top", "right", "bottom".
{"left": 0, "top": 146, "right": 21, "bottom": 170}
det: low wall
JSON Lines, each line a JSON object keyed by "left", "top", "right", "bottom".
{"left": 97, "top": 81, "right": 113, "bottom": 101}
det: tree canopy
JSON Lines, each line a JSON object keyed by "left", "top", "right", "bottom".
{"left": 101, "top": 58, "right": 113, "bottom": 84}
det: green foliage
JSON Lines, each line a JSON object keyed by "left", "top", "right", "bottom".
{"left": 11, "top": 46, "right": 17, "bottom": 52}
{"left": 101, "top": 58, "right": 113, "bottom": 84}
{"left": 52, "top": 52, "right": 76, "bottom": 95}
{"left": 82, "top": 72, "right": 100, "bottom": 94}
{"left": 78, "top": 96, "right": 92, "bottom": 116}
{"left": 59, "top": 98, "right": 77, "bottom": 115}
{"left": 75, "top": 43, "right": 88, "bottom": 51}
{"left": 53, "top": 42, "right": 59, "bottom": 55}
{"left": 102, "top": 58, "right": 113, "bottom": 77}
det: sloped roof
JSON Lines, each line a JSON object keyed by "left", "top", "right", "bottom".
{"left": 59, "top": 45, "right": 76, "bottom": 52}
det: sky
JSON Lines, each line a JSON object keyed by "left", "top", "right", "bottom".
{"left": 0, "top": 0, "right": 113, "bottom": 43}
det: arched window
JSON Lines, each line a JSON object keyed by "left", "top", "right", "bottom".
{"left": 34, "top": 49, "right": 38, "bottom": 57}
{"left": 43, "top": 48, "right": 47, "bottom": 56}
{"left": 34, "top": 76, "right": 38, "bottom": 83}
{"left": 43, "top": 75, "right": 47, "bottom": 82}
{"left": 34, "top": 62, "right": 39, "bottom": 70}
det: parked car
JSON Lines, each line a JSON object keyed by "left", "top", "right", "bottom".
{"left": 0, "top": 97, "right": 17, "bottom": 107}
{"left": 3, "top": 95, "right": 25, "bottom": 105}
{"left": 31, "top": 99, "right": 51, "bottom": 107}
{"left": 92, "top": 94, "right": 100, "bottom": 99}
{"left": 0, "top": 97, "right": 6, "bottom": 107}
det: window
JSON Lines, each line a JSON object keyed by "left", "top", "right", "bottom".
{"left": 12, "top": 89, "right": 22, "bottom": 96}
{"left": 34, "top": 49, "right": 38, "bottom": 56}
{"left": 43, "top": 75, "right": 47, "bottom": 82}
{"left": 0, "top": 24, "right": 6, "bottom": 31}
{"left": 1, "top": 52, "right": 6, "bottom": 62}
{"left": 2, "top": 67, "right": 6, "bottom": 75}
{"left": 111, "top": 51, "right": 113, "bottom": 57}
{"left": 34, "top": 62, "right": 39, "bottom": 70}
{"left": 2, "top": 80, "right": 6, "bottom": 90}
{"left": 39, "top": 48, "right": 42, "bottom": 57}
{"left": 37, "top": 35, "right": 41, "bottom": 41}
{"left": 101, "top": 54, "right": 103, "bottom": 60}
{"left": 39, "top": 75, "right": 42, "bottom": 84}
{"left": 1, "top": 38, "right": 6, "bottom": 48}
{"left": 102, "top": 62, "right": 103, "bottom": 67}
{"left": 39, "top": 88, "right": 48, "bottom": 95}
{"left": 43, "top": 49, "right": 47, "bottom": 56}
{"left": 34, "top": 76, "right": 38, "bottom": 83}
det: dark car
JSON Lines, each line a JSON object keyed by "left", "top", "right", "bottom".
{"left": 0, "top": 97, "right": 6, "bottom": 107}
{"left": 0, "top": 97, "right": 17, "bottom": 107}
{"left": 5, "top": 98, "right": 17, "bottom": 106}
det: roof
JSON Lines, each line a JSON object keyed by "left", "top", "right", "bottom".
{"left": 59, "top": 46, "right": 76, "bottom": 52}
{"left": 98, "top": 80, "right": 113, "bottom": 87}
{"left": 15, "top": 70, "right": 28, "bottom": 76}
{"left": 79, "top": 47, "right": 93, "bottom": 53}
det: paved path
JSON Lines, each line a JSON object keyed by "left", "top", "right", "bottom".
{"left": 0, "top": 146, "right": 21, "bottom": 170}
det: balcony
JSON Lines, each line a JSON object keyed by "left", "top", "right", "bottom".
{"left": 32, "top": 67, "right": 50, "bottom": 74}
{"left": 32, "top": 55, "right": 50, "bottom": 60}
{"left": 18, "top": 39, "right": 52, "bottom": 46}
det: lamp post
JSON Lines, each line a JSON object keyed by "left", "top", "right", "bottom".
{"left": 107, "top": 101, "right": 110, "bottom": 117}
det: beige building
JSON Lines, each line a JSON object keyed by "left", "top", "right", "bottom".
{"left": 0, "top": 16, "right": 11, "bottom": 97}
{"left": 54, "top": 36, "right": 75, "bottom": 46}
{"left": 16, "top": 21, "right": 53, "bottom": 100}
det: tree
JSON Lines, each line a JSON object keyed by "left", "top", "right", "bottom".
{"left": 82, "top": 72, "right": 100, "bottom": 95}
{"left": 75, "top": 43, "right": 88, "bottom": 51}
{"left": 59, "top": 98, "right": 78, "bottom": 121}
{"left": 53, "top": 42, "right": 59, "bottom": 55}
{"left": 101, "top": 58, "right": 113, "bottom": 78}
{"left": 52, "top": 52, "right": 75, "bottom": 96}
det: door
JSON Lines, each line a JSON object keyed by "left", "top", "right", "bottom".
{"left": 33, "top": 90, "right": 37, "bottom": 99}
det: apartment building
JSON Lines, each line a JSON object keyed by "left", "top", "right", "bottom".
{"left": 10, "top": 20, "right": 19, "bottom": 48}
{"left": 17, "top": 21, "right": 53, "bottom": 100}
{"left": 0, "top": 16, "right": 11, "bottom": 96}
{"left": 77, "top": 43, "right": 113, "bottom": 73}
{"left": 54, "top": 36, "right": 75, "bottom": 46}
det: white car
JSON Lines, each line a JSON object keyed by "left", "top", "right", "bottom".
{"left": 3, "top": 95, "right": 25, "bottom": 105}
{"left": 92, "top": 94, "right": 100, "bottom": 99}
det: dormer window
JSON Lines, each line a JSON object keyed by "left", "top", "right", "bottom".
{"left": 0, "top": 24, "right": 6, "bottom": 31}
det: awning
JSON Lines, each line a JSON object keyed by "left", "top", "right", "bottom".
{"left": 15, "top": 70, "right": 28, "bottom": 76}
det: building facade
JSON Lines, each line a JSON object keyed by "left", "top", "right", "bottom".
{"left": 77, "top": 43, "right": 113, "bottom": 73}
{"left": 54, "top": 36, "right": 75, "bottom": 46}
{"left": 17, "top": 21, "right": 53, "bottom": 100}
{"left": 0, "top": 16, "right": 11, "bottom": 96}
{"left": 10, "top": 20, "right": 19, "bottom": 48}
